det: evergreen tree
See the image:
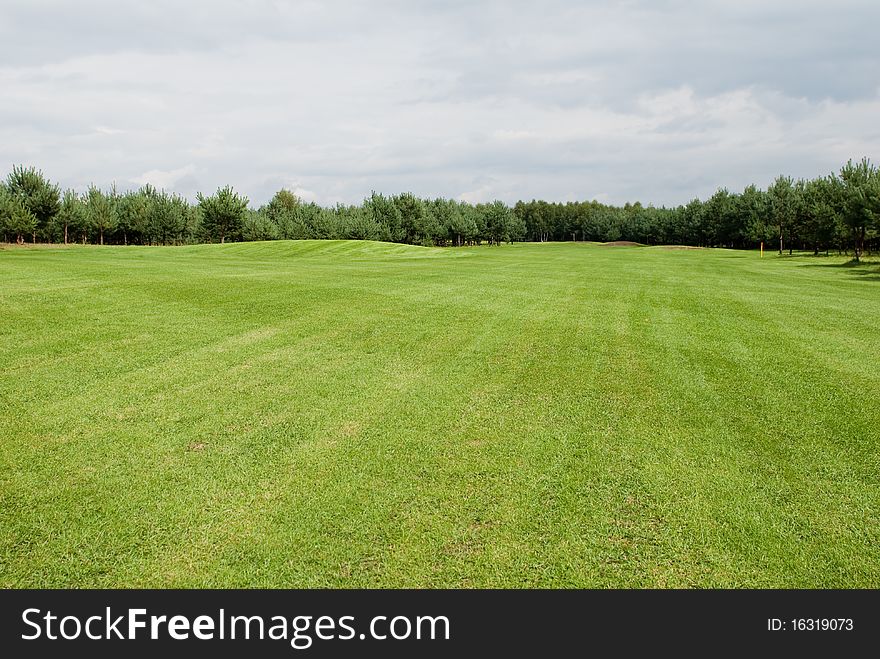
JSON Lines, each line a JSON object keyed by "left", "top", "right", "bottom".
{"left": 57, "top": 189, "right": 86, "bottom": 245}
{"left": 839, "top": 158, "right": 877, "bottom": 262}
{"left": 768, "top": 175, "right": 796, "bottom": 255}
{"left": 86, "top": 185, "right": 117, "bottom": 245}
{"left": 197, "top": 186, "right": 248, "bottom": 244}
{"left": 5, "top": 165, "right": 60, "bottom": 243}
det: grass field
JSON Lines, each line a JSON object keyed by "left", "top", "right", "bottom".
{"left": 1, "top": 240, "right": 878, "bottom": 588}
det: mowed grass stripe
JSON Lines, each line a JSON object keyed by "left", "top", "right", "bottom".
{"left": 1, "top": 241, "right": 878, "bottom": 587}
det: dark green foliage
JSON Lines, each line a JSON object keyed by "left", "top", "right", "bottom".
{"left": 5, "top": 165, "right": 60, "bottom": 242}
{"left": 86, "top": 185, "right": 117, "bottom": 245}
{"left": 767, "top": 175, "right": 796, "bottom": 255}
{"left": 116, "top": 190, "right": 150, "bottom": 246}
{"left": 480, "top": 200, "right": 513, "bottom": 244}
{"left": 449, "top": 201, "right": 477, "bottom": 246}
{"left": 57, "top": 189, "right": 87, "bottom": 245}
{"left": 197, "top": 185, "right": 248, "bottom": 244}
{"left": 839, "top": 158, "right": 879, "bottom": 262}
{"left": 264, "top": 189, "right": 308, "bottom": 239}
{"left": 741, "top": 185, "right": 771, "bottom": 245}
{"left": 339, "top": 205, "right": 378, "bottom": 241}
{"left": 3, "top": 198, "right": 37, "bottom": 243}
{"left": 242, "top": 209, "right": 280, "bottom": 242}
{"left": 4, "top": 158, "right": 879, "bottom": 255}
{"left": 154, "top": 192, "right": 189, "bottom": 245}
{"left": 393, "top": 192, "right": 425, "bottom": 244}
{"left": 801, "top": 177, "right": 842, "bottom": 255}
{"left": 364, "top": 191, "right": 404, "bottom": 242}
{"left": 0, "top": 184, "right": 11, "bottom": 242}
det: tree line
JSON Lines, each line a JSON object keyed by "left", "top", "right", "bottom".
{"left": 1, "top": 159, "right": 879, "bottom": 260}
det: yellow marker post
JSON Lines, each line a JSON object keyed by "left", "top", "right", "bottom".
{"left": 760, "top": 241, "right": 764, "bottom": 258}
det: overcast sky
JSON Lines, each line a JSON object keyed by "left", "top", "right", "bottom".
{"left": 2, "top": 0, "right": 879, "bottom": 207}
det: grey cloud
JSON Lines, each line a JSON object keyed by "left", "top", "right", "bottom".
{"left": 1, "top": 0, "right": 879, "bottom": 208}
{"left": 0, "top": 1, "right": 375, "bottom": 65}
{"left": 418, "top": 1, "right": 880, "bottom": 108}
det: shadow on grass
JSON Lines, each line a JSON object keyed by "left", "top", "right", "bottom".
{"left": 797, "top": 258, "right": 880, "bottom": 281}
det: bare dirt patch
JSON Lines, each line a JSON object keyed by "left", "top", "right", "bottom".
{"left": 599, "top": 241, "right": 644, "bottom": 247}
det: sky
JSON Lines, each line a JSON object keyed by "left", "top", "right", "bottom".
{"left": 2, "top": 0, "right": 879, "bottom": 207}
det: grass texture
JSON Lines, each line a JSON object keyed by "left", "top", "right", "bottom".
{"left": 1, "top": 240, "right": 878, "bottom": 587}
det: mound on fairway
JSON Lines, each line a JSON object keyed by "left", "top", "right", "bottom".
{"left": 599, "top": 240, "right": 644, "bottom": 247}
{"left": 178, "top": 239, "right": 456, "bottom": 261}
{"left": 1, "top": 241, "right": 878, "bottom": 588}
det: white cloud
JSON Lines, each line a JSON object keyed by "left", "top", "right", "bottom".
{"left": 0, "top": 1, "right": 878, "bottom": 206}
{"left": 93, "top": 126, "right": 125, "bottom": 135}
{"left": 291, "top": 187, "right": 318, "bottom": 203}
{"left": 131, "top": 164, "right": 196, "bottom": 191}
{"left": 459, "top": 184, "right": 495, "bottom": 204}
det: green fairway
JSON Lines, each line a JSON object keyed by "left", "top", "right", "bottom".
{"left": 1, "top": 240, "right": 878, "bottom": 588}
